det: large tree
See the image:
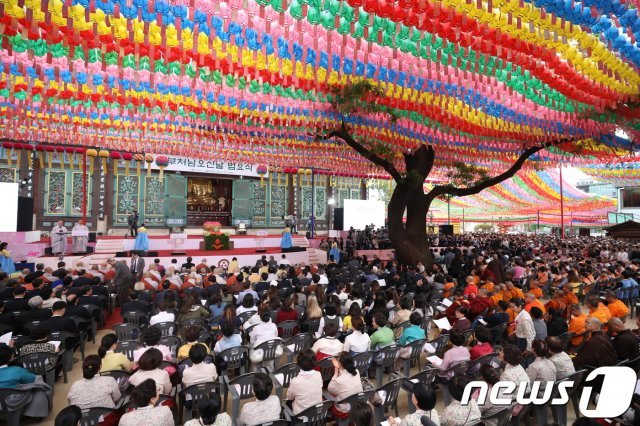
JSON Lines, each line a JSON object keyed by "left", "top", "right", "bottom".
{"left": 320, "top": 81, "right": 573, "bottom": 267}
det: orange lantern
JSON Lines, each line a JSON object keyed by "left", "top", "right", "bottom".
{"left": 86, "top": 149, "right": 97, "bottom": 174}
{"left": 145, "top": 154, "right": 154, "bottom": 176}
{"left": 133, "top": 153, "right": 144, "bottom": 176}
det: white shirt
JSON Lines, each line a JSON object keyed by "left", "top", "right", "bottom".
{"left": 343, "top": 330, "right": 371, "bottom": 353}
{"left": 279, "top": 259, "right": 291, "bottom": 266}
{"left": 150, "top": 311, "right": 175, "bottom": 326}
{"left": 249, "top": 321, "right": 278, "bottom": 347}
{"left": 312, "top": 337, "right": 344, "bottom": 356}
{"left": 318, "top": 274, "right": 329, "bottom": 285}
{"left": 237, "top": 306, "right": 257, "bottom": 316}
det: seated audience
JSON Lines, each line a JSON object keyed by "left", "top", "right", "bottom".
{"left": 440, "top": 376, "right": 481, "bottom": 426}
{"left": 150, "top": 301, "right": 175, "bottom": 326}
{"left": 607, "top": 317, "right": 640, "bottom": 362}
{"left": 98, "top": 333, "right": 132, "bottom": 372}
{"left": 343, "top": 316, "right": 370, "bottom": 354}
{"left": 177, "top": 325, "right": 209, "bottom": 362}
{"left": 327, "top": 352, "right": 363, "bottom": 419}
{"left": 237, "top": 372, "right": 281, "bottom": 426}
{"left": 387, "top": 383, "right": 439, "bottom": 426}
{"left": 573, "top": 317, "right": 617, "bottom": 369}
{"left": 183, "top": 396, "right": 231, "bottom": 426}
{"left": 312, "top": 322, "right": 344, "bottom": 358}
{"left": 182, "top": 344, "right": 218, "bottom": 388}
{"left": 0, "top": 343, "right": 36, "bottom": 388}
{"left": 133, "top": 325, "right": 173, "bottom": 362}
{"left": 129, "top": 348, "right": 172, "bottom": 395}
{"left": 67, "top": 355, "right": 120, "bottom": 409}
{"left": 470, "top": 325, "right": 494, "bottom": 361}
{"left": 286, "top": 349, "right": 323, "bottom": 415}
{"left": 546, "top": 336, "right": 576, "bottom": 379}
{"left": 118, "top": 379, "right": 174, "bottom": 426}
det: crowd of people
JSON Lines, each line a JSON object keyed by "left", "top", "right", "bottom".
{"left": 0, "top": 233, "right": 639, "bottom": 425}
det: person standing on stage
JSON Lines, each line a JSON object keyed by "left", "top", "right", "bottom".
{"left": 127, "top": 210, "right": 139, "bottom": 237}
{"left": 0, "top": 242, "right": 15, "bottom": 274}
{"left": 280, "top": 226, "right": 293, "bottom": 249}
{"left": 72, "top": 220, "right": 89, "bottom": 253}
{"left": 51, "top": 221, "right": 68, "bottom": 255}
{"left": 134, "top": 224, "right": 149, "bottom": 253}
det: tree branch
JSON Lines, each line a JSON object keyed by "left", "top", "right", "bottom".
{"left": 429, "top": 138, "right": 575, "bottom": 199}
{"left": 322, "top": 125, "right": 403, "bottom": 182}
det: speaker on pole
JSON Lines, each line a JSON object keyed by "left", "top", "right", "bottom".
{"left": 333, "top": 208, "right": 344, "bottom": 231}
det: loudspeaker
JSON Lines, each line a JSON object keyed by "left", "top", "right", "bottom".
{"left": 44, "top": 247, "right": 53, "bottom": 256}
{"left": 333, "top": 208, "right": 344, "bottom": 231}
{"left": 147, "top": 251, "right": 159, "bottom": 257}
{"left": 439, "top": 225, "right": 454, "bottom": 235}
{"left": 255, "top": 248, "right": 267, "bottom": 253}
{"left": 88, "top": 232, "right": 97, "bottom": 243}
{"left": 169, "top": 251, "right": 185, "bottom": 256}
{"left": 17, "top": 196, "right": 33, "bottom": 231}
{"left": 115, "top": 251, "right": 128, "bottom": 257}
{"left": 283, "top": 246, "right": 306, "bottom": 253}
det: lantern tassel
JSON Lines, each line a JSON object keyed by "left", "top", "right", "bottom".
{"left": 6, "top": 149, "right": 12, "bottom": 166}
{"left": 38, "top": 152, "right": 44, "bottom": 168}
{"left": 27, "top": 151, "right": 32, "bottom": 169}
{"left": 159, "top": 166, "right": 165, "bottom": 181}
{"left": 136, "top": 162, "right": 141, "bottom": 176}
{"left": 89, "top": 158, "right": 94, "bottom": 175}
{"left": 101, "top": 158, "right": 107, "bottom": 175}
{"left": 125, "top": 162, "right": 130, "bottom": 176}
{"left": 147, "top": 162, "right": 152, "bottom": 176}
{"left": 47, "top": 152, "right": 52, "bottom": 169}
{"left": 15, "top": 150, "right": 20, "bottom": 168}
{"left": 68, "top": 153, "right": 74, "bottom": 170}
{"left": 113, "top": 160, "right": 118, "bottom": 175}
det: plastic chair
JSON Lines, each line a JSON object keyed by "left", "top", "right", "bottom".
{"left": 294, "top": 305, "right": 306, "bottom": 318}
{"left": 435, "top": 362, "right": 470, "bottom": 405}
{"left": 551, "top": 370, "right": 588, "bottom": 425}
{"left": 81, "top": 304, "right": 105, "bottom": 328}
{"left": 180, "top": 317, "right": 208, "bottom": 331}
{"left": 217, "top": 345, "right": 249, "bottom": 375}
{"left": 420, "top": 316, "right": 432, "bottom": 334}
{"left": 277, "top": 320, "right": 299, "bottom": 339}
{"left": 0, "top": 388, "right": 31, "bottom": 426}
{"left": 159, "top": 335, "right": 182, "bottom": 357}
{"left": 237, "top": 311, "right": 255, "bottom": 325}
{"left": 352, "top": 351, "right": 373, "bottom": 377}
{"left": 373, "top": 377, "right": 403, "bottom": 424}
{"left": 48, "top": 330, "right": 81, "bottom": 371}
{"left": 427, "top": 334, "right": 450, "bottom": 358}
{"left": 197, "top": 331, "right": 214, "bottom": 349}
{"left": 466, "top": 352, "right": 497, "bottom": 379}
{"left": 22, "top": 321, "right": 40, "bottom": 336}
{"left": 100, "top": 370, "right": 132, "bottom": 391}
{"left": 223, "top": 372, "right": 259, "bottom": 423}
{"left": 481, "top": 406, "right": 513, "bottom": 426}
{"left": 325, "top": 390, "right": 373, "bottom": 426}
{"left": 283, "top": 333, "right": 312, "bottom": 364}
{"left": 79, "top": 407, "right": 117, "bottom": 426}
{"left": 155, "top": 321, "right": 177, "bottom": 337}
{"left": 402, "top": 368, "right": 437, "bottom": 412}
{"left": 316, "top": 356, "right": 336, "bottom": 386}
{"left": 269, "top": 362, "right": 300, "bottom": 399}
{"left": 372, "top": 344, "right": 399, "bottom": 387}
{"left": 121, "top": 310, "right": 148, "bottom": 327}
{"left": 252, "top": 339, "right": 282, "bottom": 371}
{"left": 303, "top": 319, "right": 321, "bottom": 335}
{"left": 178, "top": 382, "right": 219, "bottom": 423}
{"left": 488, "top": 323, "right": 508, "bottom": 346}
{"left": 12, "top": 351, "right": 65, "bottom": 387}
{"left": 400, "top": 338, "right": 426, "bottom": 377}
{"left": 283, "top": 400, "right": 332, "bottom": 426}
{"left": 115, "top": 340, "right": 144, "bottom": 362}
{"left": 178, "top": 354, "right": 215, "bottom": 368}
{"left": 112, "top": 323, "right": 141, "bottom": 341}
{"left": 68, "top": 315, "right": 92, "bottom": 346}
{"left": 556, "top": 331, "right": 573, "bottom": 351}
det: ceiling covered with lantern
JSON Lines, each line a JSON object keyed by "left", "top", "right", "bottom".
{"left": 0, "top": 0, "right": 638, "bottom": 179}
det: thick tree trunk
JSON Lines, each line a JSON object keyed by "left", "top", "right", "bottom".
{"left": 387, "top": 182, "right": 434, "bottom": 268}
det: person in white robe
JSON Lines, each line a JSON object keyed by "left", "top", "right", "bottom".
{"left": 51, "top": 221, "right": 68, "bottom": 255}
{"left": 72, "top": 220, "right": 89, "bottom": 253}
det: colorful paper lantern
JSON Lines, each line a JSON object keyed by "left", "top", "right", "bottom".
{"left": 155, "top": 155, "right": 169, "bottom": 181}
{"left": 122, "top": 152, "right": 133, "bottom": 175}
{"left": 2, "top": 142, "right": 13, "bottom": 166}
{"left": 109, "top": 151, "right": 122, "bottom": 175}
{"left": 256, "top": 164, "right": 268, "bottom": 186}
{"left": 133, "top": 154, "right": 145, "bottom": 176}
{"left": 145, "top": 154, "right": 154, "bottom": 176}
{"left": 23, "top": 144, "right": 34, "bottom": 169}
{"left": 86, "top": 149, "right": 97, "bottom": 174}
{"left": 98, "top": 150, "right": 110, "bottom": 175}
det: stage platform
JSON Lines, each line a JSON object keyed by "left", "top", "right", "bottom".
{"left": 20, "top": 232, "right": 327, "bottom": 271}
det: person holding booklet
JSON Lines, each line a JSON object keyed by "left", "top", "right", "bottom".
{"left": 429, "top": 331, "right": 470, "bottom": 378}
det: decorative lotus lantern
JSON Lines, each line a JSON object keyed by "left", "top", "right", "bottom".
{"left": 23, "top": 144, "right": 34, "bottom": 169}
{"left": 145, "top": 154, "right": 154, "bottom": 176}
{"left": 2, "top": 142, "right": 13, "bottom": 166}
{"left": 290, "top": 167, "right": 298, "bottom": 186}
{"left": 45, "top": 146, "right": 55, "bottom": 169}
{"left": 98, "top": 149, "right": 109, "bottom": 174}
{"left": 155, "top": 155, "right": 169, "bottom": 181}
{"left": 133, "top": 153, "right": 144, "bottom": 176}
{"left": 75, "top": 147, "right": 85, "bottom": 169}
{"left": 283, "top": 167, "right": 291, "bottom": 186}
{"left": 12, "top": 142, "right": 22, "bottom": 167}
{"left": 122, "top": 152, "right": 133, "bottom": 175}
{"left": 109, "top": 151, "right": 122, "bottom": 175}
{"left": 35, "top": 145, "right": 46, "bottom": 168}
{"left": 256, "top": 164, "right": 268, "bottom": 186}
{"left": 65, "top": 146, "right": 76, "bottom": 169}
{"left": 55, "top": 146, "right": 66, "bottom": 169}
{"left": 85, "top": 149, "right": 97, "bottom": 174}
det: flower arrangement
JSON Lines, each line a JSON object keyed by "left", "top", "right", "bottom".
{"left": 203, "top": 221, "right": 223, "bottom": 236}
